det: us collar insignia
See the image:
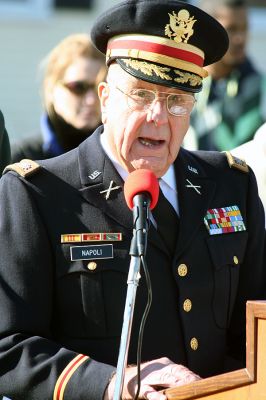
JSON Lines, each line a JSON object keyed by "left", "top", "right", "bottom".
{"left": 61, "top": 232, "right": 122, "bottom": 243}
{"left": 165, "top": 9, "right": 197, "bottom": 43}
{"left": 204, "top": 206, "right": 246, "bottom": 235}
{"left": 88, "top": 170, "right": 102, "bottom": 180}
{"left": 188, "top": 165, "right": 198, "bottom": 174}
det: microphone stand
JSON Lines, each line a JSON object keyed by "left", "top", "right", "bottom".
{"left": 113, "top": 194, "right": 150, "bottom": 400}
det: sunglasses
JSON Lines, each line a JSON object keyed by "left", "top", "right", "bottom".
{"left": 60, "top": 80, "right": 97, "bottom": 96}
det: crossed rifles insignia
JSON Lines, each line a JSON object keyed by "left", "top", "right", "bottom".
{"left": 100, "top": 180, "right": 121, "bottom": 200}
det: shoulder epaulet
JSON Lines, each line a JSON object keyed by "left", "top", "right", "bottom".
{"left": 224, "top": 151, "right": 249, "bottom": 173}
{"left": 3, "top": 159, "right": 40, "bottom": 177}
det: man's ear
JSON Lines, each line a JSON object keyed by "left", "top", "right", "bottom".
{"left": 98, "top": 82, "right": 109, "bottom": 110}
{"left": 98, "top": 81, "right": 109, "bottom": 123}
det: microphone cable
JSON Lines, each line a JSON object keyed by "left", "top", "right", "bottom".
{"left": 134, "top": 254, "right": 153, "bottom": 400}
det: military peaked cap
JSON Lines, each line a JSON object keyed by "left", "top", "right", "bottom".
{"left": 90, "top": 0, "right": 229, "bottom": 92}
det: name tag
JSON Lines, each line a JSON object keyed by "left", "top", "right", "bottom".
{"left": 70, "top": 244, "right": 113, "bottom": 261}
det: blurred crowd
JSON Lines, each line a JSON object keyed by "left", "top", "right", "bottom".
{"left": 187, "top": 0, "right": 266, "bottom": 220}
{"left": 11, "top": 33, "right": 106, "bottom": 162}
{"left": 187, "top": 0, "right": 266, "bottom": 151}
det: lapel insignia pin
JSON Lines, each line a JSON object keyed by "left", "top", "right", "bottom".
{"left": 185, "top": 179, "right": 201, "bottom": 194}
{"left": 188, "top": 165, "right": 198, "bottom": 174}
{"left": 88, "top": 170, "right": 102, "bottom": 180}
{"left": 204, "top": 205, "right": 246, "bottom": 235}
{"left": 61, "top": 232, "right": 122, "bottom": 243}
{"left": 100, "top": 180, "right": 121, "bottom": 199}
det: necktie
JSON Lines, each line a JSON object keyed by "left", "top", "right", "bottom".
{"left": 152, "top": 188, "right": 179, "bottom": 255}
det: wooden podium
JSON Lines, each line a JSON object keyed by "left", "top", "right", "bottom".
{"left": 165, "top": 300, "right": 266, "bottom": 400}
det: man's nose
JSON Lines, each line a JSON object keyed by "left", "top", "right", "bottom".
{"left": 147, "top": 98, "right": 168, "bottom": 127}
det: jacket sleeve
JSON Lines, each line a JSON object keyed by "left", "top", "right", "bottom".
{"left": 0, "top": 111, "right": 11, "bottom": 175}
{"left": 0, "top": 172, "right": 115, "bottom": 400}
{"left": 225, "top": 166, "right": 266, "bottom": 367}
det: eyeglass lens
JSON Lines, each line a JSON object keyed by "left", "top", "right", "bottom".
{"left": 126, "top": 89, "right": 195, "bottom": 116}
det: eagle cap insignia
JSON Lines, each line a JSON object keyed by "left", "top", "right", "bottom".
{"left": 165, "top": 9, "right": 197, "bottom": 43}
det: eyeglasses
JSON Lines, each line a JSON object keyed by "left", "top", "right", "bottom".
{"left": 113, "top": 85, "right": 195, "bottom": 116}
{"left": 60, "top": 80, "right": 97, "bottom": 96}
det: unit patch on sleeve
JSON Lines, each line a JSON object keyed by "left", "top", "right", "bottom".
{"left": 204, "top": 205, "right": 246, "bottom": 235}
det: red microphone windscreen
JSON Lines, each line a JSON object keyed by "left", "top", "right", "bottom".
{"left": 124, "top": 169, "right": 159, "bottom": 210}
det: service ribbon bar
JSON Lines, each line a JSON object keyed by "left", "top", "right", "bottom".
{"left": 204, "top": 205, "right": 246, "bottom": 235}
{"left": 61, "top": 232, "right": 122, "bottom": 243}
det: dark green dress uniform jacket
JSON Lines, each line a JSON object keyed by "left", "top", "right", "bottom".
{"left": 0, "top": 126, "right": 265, "bottom": 400}
{"left": 0, "top": 110, "right": 11, "bottom": 175}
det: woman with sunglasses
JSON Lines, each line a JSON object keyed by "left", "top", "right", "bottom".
{"left": 11, "top": 33, "right": 106, "bottom": 162}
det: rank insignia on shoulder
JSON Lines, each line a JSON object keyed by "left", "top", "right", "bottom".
{"left": 3, "top": 159, "right": 40, "bottom": 177}
{"left": 204, "top": 205, "right": 246, "bottom": 235}
{"left": 224, "top": 151, "right": 249, "bottom": 173}
{"left": 61, "top": 232, "right": 122, "bottom": 243}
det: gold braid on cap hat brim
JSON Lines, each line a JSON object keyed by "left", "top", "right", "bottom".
{"left": 120, "top": 59, "right": 202, "bottom": 87}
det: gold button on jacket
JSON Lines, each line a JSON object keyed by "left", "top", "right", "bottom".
{"left": 178, "top": 263, "right": 188, "bottom": 277}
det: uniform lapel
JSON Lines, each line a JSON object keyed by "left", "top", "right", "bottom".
{"left": 77, "top": 129, "right": 132, "bottom": 230}
{"left": 175, "top": 148, "right": 216, "bottom": 258}
{"left": 148, "top": 223, "right": 172, "bottom": 256}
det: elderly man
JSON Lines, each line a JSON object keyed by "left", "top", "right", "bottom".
{"left": 0, "top": 1, "right": 265, "bottom": 399}
{"left": 0, "top": 110, "right": 10, "bottom": 175}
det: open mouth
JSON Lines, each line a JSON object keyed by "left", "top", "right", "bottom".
{"left": 139, "top": 137, "right": 164, "bottom": 147}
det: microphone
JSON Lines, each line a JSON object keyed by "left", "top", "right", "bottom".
{"left": 124, "top": 169, "right": 159, "bottom": 256}
{"left": 114, "top": 170, "right": 159, "bottom": 399}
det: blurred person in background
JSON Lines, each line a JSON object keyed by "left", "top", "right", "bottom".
{"left": 11, "top": 33, "right": 106, "bottom": 162}
{"left": 232, "top": 122, "right": 266, "bottom": 299}
{"left": 0, "top": 110, "right": 10, "bottom": 174}
{"left": 188, "top": 0, "right": 266, "bottom": 151}
{"left": 232, "top": 122, "right": 266, "bottom": 226}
